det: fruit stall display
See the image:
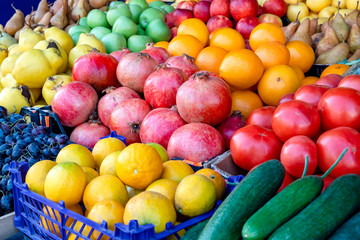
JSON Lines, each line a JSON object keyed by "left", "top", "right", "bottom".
{"left": 0, "top": 0, "right": 360, "bottom": 239}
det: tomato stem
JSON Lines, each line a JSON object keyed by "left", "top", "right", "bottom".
{"left": 321, "top": 147, "right": 349, "bottom": 179}
{"left": 301, "top": 155, "right": 309, "bottom": 178}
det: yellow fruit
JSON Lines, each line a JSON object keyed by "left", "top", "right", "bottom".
{"left": 25, "top": 160, "right": 57, "bottom": 197}
{"left": 44, "top": 162, "right": 87, "bottom": 206}
{"left": 42, "top": 74, "right": 72, "bottom": 105}
{"left": 309, "top": 11, "right": 319, "bottom": 17}
{"left": 92, "top": 137, "right": 126, "bottom": 169}
{"left": 174, "top": 174, "right": 216, "bottom": 217}
{"left": 68, "top": 44, "right": 93, "bottom": 68}
{"left": 56, "top": 144, "right": 96, "bottom": 168}
{"left": 332, "top": 0, "right": 346, "bottom": 8}
{"left": 77, "top": 33, "right": 106, "bottom": 53}
{"left": 210, "top": 27, "right": 245, "bottom": 52}
{"left": 0, "top": 44, "right": 8, "bottom": 65}
{"left": 45, "top": 27, "right": 74, "bottom": 55}
{"left": 87, "top": 200, "right": 125, "bottom": 240}
{"left": 18, "top": 29, "right": 45, "bottom": 52}
{"left": 83, "top": 175, "right": 129, "bottom": 210}
{"left": 339, "top": 9, "right": 354, "bottom": 17}
{"left": 161, "top": 160, "right": 194, "bottom": 183}
{"left": 33, "top": 40, "right": 68, "bottom": 74}
{"left": 146, "top": 179, "right": 178, "bottom": 203}
{"left": 0, "top": 86, "right": 31, "bottom": 114}
{"left": 126, "top": 185, "right": 144, "bottom": 198}
{"left": 82, "top": 167, "right": 99, "bottom": 185}
{"left": 300, "top": 16, "right": 315, "bottom": 22}
{"left": 146, "top": 142, "right": 169, "bottom": 162}
{"left": 301, "top": 76, "right": 319, "bottom": 86}
{"left": 1, "top": 54, "right": 20, "bottom": 76}
{"left": 68, "top": 221, "right": 92, "bottom": 240}
{"left": 318, "top": 6, "right": 338, "bottom": 18}
{"left": 346, "top": 0, "right": 360, "bottom": 9}
{"left": 231, "top": 90, "right": 264, "bottom": 120}
{"left": 1, "top": 73, "right": 18, "bottom": 88}
{"left": 123, "top": 191, "right": 177, "bottom": 233}
{"left": 195, "top": 169, "right": 226, "bottom": 201}
{"left": 8, "top": 43, "right": 23, "bottom": 56}
{"left": 306, "top": 0, "right": 331, "bottom": 12}
{"left": 99, "top": 151, "right": 122, "bottom": 176}
{"left": 177, "top": 18, "right": 209, "bottom": 47}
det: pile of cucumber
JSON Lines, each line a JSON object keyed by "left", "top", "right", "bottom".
{"left": 181, "top": 148, "right": 360, "bottom": 240}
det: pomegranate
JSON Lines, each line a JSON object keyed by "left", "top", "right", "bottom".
{"left": 98, "top": 87, "right": 141, "bottom": 127}
{"left": 144, "top": 64, "right": 187, "bottom": 108}
{"left": 140, "top": 107, "right": 186, "bottom": 149}
{"left": 109, "top": 98, "right": 152, "bottom": 145}
{"left": 140, "top": 43, "right": 170, "bottom": 64}
{"left": 72, "top": 51, "right": 120, "bottom": 93}
{"left": 167, "top": 123, "right": 225, "bottom": 163}
{"left": 52, "top": 82, "right": 98, "bottom": 127}
{"left": 116, "top": 52, "right": 158, "bottom": 93}
{"left": 70, "top": 120, "right": 110, "bottom": 148}
{"left": 110, "top": 48, "right": 132, "bottom": 62}
{"left": 165, "top": 54, "right": 199, "bottom": 78}
{"left": 217, "top": 111, "right": 246, "bottom": 149}
{"left": 176, "top": 1, "right": 197, "bottom": 11}
{"left": 176, "top": 71, "right": 232, "bottom": 125}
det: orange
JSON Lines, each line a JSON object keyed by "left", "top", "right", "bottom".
{"left": 209, "top": 27, "right": 245, "bottom": 52}
{"left": 195, "top": 168, "right": 226, "bottom": 201}
{"left": 231, "top": 90, "right": 264, "bottom": 119}
{"left": 258, "top": 65, "right": 301, "bottom": 106}
{"left": 56, "top": 144, "right": 96, "bottom": 168}
{"left": 291, "top": 65, "right": 305, "bottom": 82}
{"left": 286, "top": 40, "right": 315, "bottom": 73}
{"left": 255, "top": 41, "right": 290, "bottom": 69}
{"left": 177, "top": 18, "right": 209, "bottom": 47}
{"left": 195, "top": 46, "right": 228, "bottom": 75}
{"left": 167, "top": 35, "right": 203, "bottom": 58}
{"left": 301, "top": 76, "right": 319, "bottom": 86}
{"left": 320, "top": 64, "right": 350, "bottom": 77}
{"left": 249, "top": 23, "right": 286, "bottom": 51}
{"left": 219, "top": 49, "right": 264, "bottom": 90}
{"left": 44, "top": 162, "right": 87, "bottom": 206}
{"left": 83, "top": 175, "right": 129, "bottom": 210}
{"left": 154, "top": 41, "right": 169, "bottom": 50}
{"left": 123, "top": 191, "right": 177, "bottom": 233}
{"left": 161, "top": 160, "right": 194, "bottom": 183}
{"left": 25, "top": 160, "right": 57, "bottom": 197}
{"left": 116, "top": 143, "right": 164, "bottom": 189}
{"left": 146, "top": 179, "right": 178, "bottom": 203}
{"left": 92, "top": 137, "right": 126, "bottom": 169}
{"left": 82, "top": 167, "right": 99, "bottom": 185}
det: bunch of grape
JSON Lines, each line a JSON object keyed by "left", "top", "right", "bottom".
{"left": 0, "top": 106, "right": 71, "bottom": 216}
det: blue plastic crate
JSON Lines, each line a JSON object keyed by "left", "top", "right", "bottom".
{"left": 100, "top": 131, "right": 127, "bottom": 147}
{"left": 9, "top": 161, "right": 243, "bottom": 240}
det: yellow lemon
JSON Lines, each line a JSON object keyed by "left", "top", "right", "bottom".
{"left": 56, "top": 144, "right": 96, "bottom": 168}
{"left": 92, "top": 137, "right": 126, "bottom": 169}
{"left": 82, "top": 167, "right": 99, "bottom": 185}
{"left": 146, "top": 179, "right": 178, "bottom": 203}
{"left": 25, "top": 160, "right": 57, "bottom": 197}
{"left": 99, "top": 151, "right": 122, "bottom": 176}
{"left": 195, "top": 168, "right": 226, "bottom": 200}
{"left": 161, "top": 160, "right": 194, "bottom": 183}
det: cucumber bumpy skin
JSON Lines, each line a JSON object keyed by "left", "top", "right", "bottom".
{"left": 328, "top": 211, "right": 360, "bottom": 240}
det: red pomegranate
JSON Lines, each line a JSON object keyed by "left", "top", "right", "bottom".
{"left": 144, "top": 64, "right": 187, "bottom": 108}
{"left": 109, "top": 98, "right": 152, "bottom": 145}
{"left": 140, "top": 43, "right": 170, "bottom": 64}
{"left": 165, "top": 54, "right": 199, "bottom": 78}
{"left": 176, "top": 71, "right": 232, "bottom": 126}
{"left": 140, "top": 107, "right": 186, "bottom": 149}
{"left": 116, "top": 52, "right": 158, "bottom": 93}
{"left": 98, "top": 87, "right": 141, "bottom": 127}
{"left": 70, "top": 120, "right": 110, "bottom": 148}
{"left": 217, "top": 111, "right": 246, "bottom": 149}
{"left": 110, "top": 48, "right": 132, "bottom": 62}
{"left": 167, "top": 123, "right": 225, "bottom": 163}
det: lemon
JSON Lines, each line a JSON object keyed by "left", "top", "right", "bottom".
{"left": 82, "top": 167, "right": 99, "bottom": 185}
{"left": 25, "top": 160, "right": 57, "bottom": 197}
{"left": 56, "top": 144, "right": 96, "bottom": 168}
{"left": 99, "top": 151, "right": 122, "bottom": 176}
{"left": 92, "top": 137, "right": 126, "bottom": 169}
{"left": 146, "top": 179, "right": 178, "bottom": 203}
{"left": 196, "top": 168, "right": 226, "bottom": 200}
{"left": 126, "top": 185, "right": 144, "bottom": 198}
{"left": 161, "top": 160, "right": 194, "bottom": 183}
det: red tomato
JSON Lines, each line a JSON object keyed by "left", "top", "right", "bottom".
{"left": 316, "top": 127, "right": 360, "bottom": 178}
{"left": 315, "top": 74, "right": 342, "bottom": 88}
{"left": 272, "top": 100, "right": 321, "bottom": 142}
{"left": 277, "top": 93, "right": 294, "bottom": 105}
{"left": 338, "top": 74, "right": 360, "bottom": 92}
{"left": 316, "top": 174, "right": 335, "bottom": 192}
{"left": 318, "top": 87, "right": 360, "bottom": 131}
{"left": 230, "top": 125, "right": 283, "bottom": 170}
{"left": 277, "top": 171, "right": 296, "bottom": 193}
{"left": 293, "top": 84, "right": 330, "bottom": 107}
{"left": 280, "top": 135, "right": 318, "bottom": 178}
{"left": 246, "top": 106, "right": 276, "bottom": 129}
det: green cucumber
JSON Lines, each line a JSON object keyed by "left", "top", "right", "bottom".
{"left": 268, "top": 174, "right": 360, "bottom": 240}
{"left": 198, "top": 160, "right": 285, "bottom": 240}
{"left": 328, "top": 211, "right": 360, "bottom": 239}
{"left": 180, "top": 219, "right": 209, "bottom": 240}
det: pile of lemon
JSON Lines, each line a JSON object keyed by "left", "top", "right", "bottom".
{"left": 25, "top": 137, "right": 226, "bottom": 239}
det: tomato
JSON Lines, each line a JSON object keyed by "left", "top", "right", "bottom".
{"left": 280, "top": 135, "right": 318, "bottom": 178}
{"left": 272, "top": 100, "right": 321, "bottom": 142}
{"left": 246, "top": 106, "right": 276, "bottom": 129}
{"left": 277, "top": 93, "right": 294, "bottom": 105}
{"left": 316, "top": 174, "right": 335, "bottom": 192}
{"left": 293, "top": 84, "right": 330, "bottom": 107}
{"left": 316, "top": 127, "right": 360, "bottom": 178}
{"left": 277, "top": 172, "right": 295, "bottom": 193}
{"left": 230, "top": 124, "right": 283, "bottom": 170}
{"left": 317, "top": 87, "right": 360, "bottom": 131}
{"left": 314, "top": 74, "right": 342, "bottom": 88}
{"left": 338, "top": 74, "right": 360, "bottom": 92}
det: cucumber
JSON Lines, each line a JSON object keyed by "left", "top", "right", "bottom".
{"left": 328, "top": 211, "right": 360, "bottom": 239}
{"left": 180, "top": 219, "right": 209, "bottom": 240}
{"left": 198, "top": 160, "right": 285, "bottom": 240}
{"left": 268, "top": 174, "right": 360, "bottom": 240}
{"left": 242, "top": 175, "right": 324, "bottom": 240}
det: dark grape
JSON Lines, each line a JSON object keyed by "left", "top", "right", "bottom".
{"left": 4, "top": 158, "right": 11, "bottom": 163}
{"left": 1, "top": 163, "right": 9, "bottom": 173}
{"left": 47, "top": 137, "right": 56, "bottom": 145}
{"left": 31, "top": 128, "right": 40, "bottom": 136}
{"left": 24, "top": 137, "right": 33, "bottom": 144}
{"left": 0, "top": 178, "right": 6, "bottom": 191}
{"left": 34, "top": 136, "right": 43, "bottom": 144}
{"left": 1, "top": 125, "right": 10, "bottom": 135}
{"left": 16, "top": 140, "right": 27, "bottom": 148}
{"left": 27, "top": 143, "right": 40, "bottom": 156}
{"left": 28, "top": 157, "right": 38, "bottom": 166}
{"left": 0, "top": 106, "right": 7, "bottom": 118}
{"left": 5, "top": 149, "right": 12, "bottom": 157}
{"left": 50, "top": 148, "right": 59, "bottom": 156}
{"left": 55, "top": 134, "right": 68, "bottom": 144}
{"left": 0, "top": 195, "right": 11, "bottom": 211}
{"left": 6, "top": 179, "right": 12, "bottom": 191}
{"left": 5, "top": 135, "right": 14, "bottom": 144}
{"left": 42, "top": 149, "right": 51, "bottom": 157}
{"left": 0, "top": 143, "right": 10, "bottom": 152}
{"left": 12, "top": 149, "right": 23, "bottom": 159}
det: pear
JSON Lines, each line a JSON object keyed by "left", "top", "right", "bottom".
{"left": 316, "top": 42, "right": 350, "bottom": 64}
{"left": 347, "top": 21, "right": 360, "bottom": 53}
{"left": 37, "top": 11, "right": 53, "bottom": 28}
{"left": 348, "top": 48, "right": 360, "bottom": 61}
{"left": 34, "top": 0, "right": 49, "bottom": 24}
{"left": 289, "top": 18, "right": 313, "bottom": 46}
{"left": 309, "top": 18, "right": 318, "bottom": 36}
{"left": 332, "top": 6, "right": 351, "bottom": 42}
{"left": 316, "top": 25, "right": 339, "bottom": 56}
{"left": 282, "top": 12, "right": 300, "bottom": 42}
{"left": 345, "top": 2, "right": 360, "bottom": 26}
{"left": 71, "top": 0, "right": 87, "bottom": 22}
{"left": 4, "top": 5, "right": 25, "bottom": 36}
{"left": 311, "top": 32, "right": 324, "bottom": 49}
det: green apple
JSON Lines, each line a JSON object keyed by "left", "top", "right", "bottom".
{"left": 160, "top": 4, "right": 175, "bottom": 13}
{"left": 149, "top": 0, "right": 166, "bottom": 8}
{"left": 112, "top": 16, "right": 138, "bottom": 39}
{"left": 102, "top": 32, "right": 127, "bottom": 53}
{"left": 68, "top": 25, "right": 91, "bottom": 36}
{"left": 129, "top": 0, "right": 149, "bottom": 10}
{"left": 127, "top": 35, "right": 153, "bottom": 52}
{"left": 146, "top": 143, "right": 169, "bottom": 162}
{"left": 90, "top": 26, "right": 112, "bottom": 40}
{"left": 87, "top": 9, "right": 110, "bottom": 28}
{"left": 129, "top": 4, "right": 143, "bottom": 24}
{"left": 109, "top": 1, "right": 126, "bottom": 9}
{"left": 70, "top": 31, "right": 83, "bottom": 45}
{"left": 145, "top": 18, "right": 171, "bottom": 42}
{"left": 106, "top": 4, "right": 132, "bottom": 26}
{"left": 154, "top": 7, "right": 168, "bottom": 15}
{"left": 78, "top": 17, "right": 88, "bottom": 26}
{"left": 139, "top": 7, "right": 165, "bottom": 29}
{"left": 137, "top": 25, "right": 146, "bottom": 35}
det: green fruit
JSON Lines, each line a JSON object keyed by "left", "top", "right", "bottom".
{"left": 106, "top": 4, "right": 132, "bottom": 26}
{"left": 145, "top": 18, "right": 171, "bottom": 42}
{"left": 102, "top": 32, "right": 127, "bottom": 54}
{"left": 90, "top": 26, "right": 112, "bottom": 40}
{"left": 87, "top": 9, "right": 110, "bottom": 28}
{"left": 160, "top": 4, "right": 175, "bottom": 13}
{"left": 109, "top": 1, "right": 125, "bottom": 9}
{"left": 146, "top": 143, "right": 168, "bottom": 162}
{"left": 112, "top": 16, "right": 138, "bottom": 39}
{"left": 68, "top": 25, "right": 91, "bottom": 36}
{"left": 139, "top": 8, "right": 165, "bottom": 29}
{"left": 78, "top": 17, "right": 88, "bottom": 26}
{"left": 154, "top": 7, "right": 167, "bottom": 15}
{"left": 137, "top": 25, "right": 146, "bottom": 35}
{"left": 129, "top": 0, "right": 149, "bottom": 10}
{"left": 71, "top": 32, "right": 83, "bottom": 45}
{"left": 128, "top": 35, "right": 153, "bottom": 52}
{"left": 149, "top": 0, "right": 165, "bottom": 8}
{"left": 129, "top": 4, "right": 143, "bottom": 24}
